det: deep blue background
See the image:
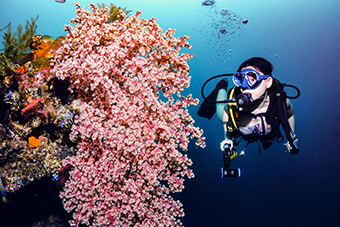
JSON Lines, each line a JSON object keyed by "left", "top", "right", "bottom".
{"left": 1, "top": 0, "right": 339, "bottom": 226}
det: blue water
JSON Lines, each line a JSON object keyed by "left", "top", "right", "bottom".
{"left": 1, "top": 0, "right": 340, "bottom": 226}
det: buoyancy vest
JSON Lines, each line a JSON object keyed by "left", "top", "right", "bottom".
{"left": 226, "top": 79, "right": 293, "bottom": 150}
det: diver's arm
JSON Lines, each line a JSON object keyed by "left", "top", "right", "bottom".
{"left": 216, "top": 89, "right": 230, "bottom": 138}
{"left": 217, "top": 89, "right": 233, "bottom": 149}
{"left": 286, "top": 99, "right": 295, "bottom": 131}
{"left": 216, "top": 89, "right": 228, "bottom": 123}
{"left": 285, "top": 98, "right": 299, "bottom": 154}
{"left": 221, "top": 122, "right": 233, "bottom": 150}
{"left": 288, "top": 115, "right": 295, "bottom": 132}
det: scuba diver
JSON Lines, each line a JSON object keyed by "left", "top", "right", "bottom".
{"left": 197, "top": 57, "right": 300, "bottom": 178}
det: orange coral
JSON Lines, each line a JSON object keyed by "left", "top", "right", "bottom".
{"left": 28, "top": 136, "right": 41, "bottom": 147}
{"left": 33, "top": 36, "right": 65, "bottom": 59}
{"left": 34, "top": 41, "right": 54, "bottom": 58}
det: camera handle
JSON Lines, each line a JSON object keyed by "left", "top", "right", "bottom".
{"left": 221, "top": 144, "right": 241, "bottom": 178}
{"left": 222, "top": 144, "right": 233, "bottom": 170}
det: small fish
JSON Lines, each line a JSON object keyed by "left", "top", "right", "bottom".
{"left": 54, "top": 0, "right": 66, "bottom": 3}
{"left": 202, "top": 0, "right": 215, "bottom": 6}
{"left": 0, "top": 177, "right": 8, "bottom": 203}
{"left": 21, "top": 97, "right": 44, "bottom": 114}
{"left": 42, "top": 35, "right": 53, "bottom": 41}
{"left": 242, "top": 19, "right": 248, "bottom": 25}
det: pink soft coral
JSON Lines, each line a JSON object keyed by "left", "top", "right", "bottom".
{"left": 51, "top": 2, "right": 205, "bottom": 226}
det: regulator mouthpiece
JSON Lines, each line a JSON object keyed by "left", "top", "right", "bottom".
{"left": 236, "top": 93, "right": 253, "bottom": 108}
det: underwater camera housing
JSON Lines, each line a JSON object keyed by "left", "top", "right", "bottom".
{"left": 221, "top": 168, "right": 241, "bottom": 178}
{"left": 221, "top": 144, "right": 241, "bottom": 178}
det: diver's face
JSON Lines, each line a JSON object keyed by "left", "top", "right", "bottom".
{"left": 241, "top": 66, "right": 273, "bottom": 100}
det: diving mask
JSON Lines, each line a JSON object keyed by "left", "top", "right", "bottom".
{"left": 232, "top": 68, "right": 271, "bottom": 90}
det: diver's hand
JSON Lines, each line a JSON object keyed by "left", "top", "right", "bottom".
{"left": 220, "top": 138, "right": 233, "bottom": 151}
{"left": 284, "top": 138, "right": 299, "bottom": 155}
{"left": 284, "top": 142, "right": 292, "bottom": 153}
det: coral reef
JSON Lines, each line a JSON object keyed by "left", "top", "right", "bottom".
{"left": 0, "top": 64, "right": 81, "bottom": 191}
{"left": 51, "top": 2, "right": 204, "bottom": 226}
{"left": 0, "top": 1, "right": 205, "bottom": 227}
{"left": 0, "top": 18, "right": 80, "bottom": 193}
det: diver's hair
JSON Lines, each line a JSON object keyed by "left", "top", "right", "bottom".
{"left": 237, "top": 57, "right": 274, "bottom": 76}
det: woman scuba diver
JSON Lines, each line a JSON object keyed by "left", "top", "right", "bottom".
{"left": 197, "top": 57, "right": 300, "bottom": 177}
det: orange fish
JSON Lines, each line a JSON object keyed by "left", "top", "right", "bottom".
{"left": 15, "top": 65, "right": 28, "bottom": 74}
